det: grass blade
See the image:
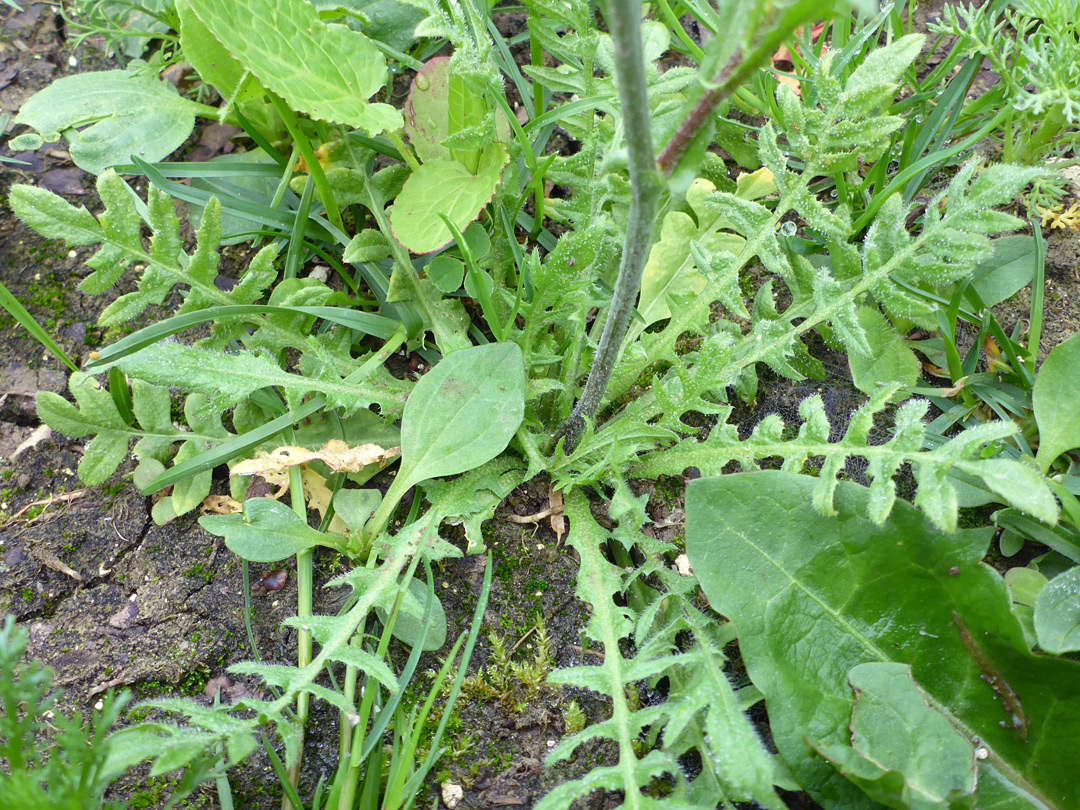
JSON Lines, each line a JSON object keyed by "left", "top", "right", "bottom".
{"left": 0, "top": 279, "right": 77, "bottom": 372}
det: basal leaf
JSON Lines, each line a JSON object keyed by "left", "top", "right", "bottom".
{"left": 8, "top": 183, "right": 104, "bottom": 244}
{"left": 811, "top": 662, "right": 977, "bottom": 810}
{"left": 847, "top": 307, "right": 920, "bottom": 396}
{"left": 425, "top": 455, "right": 528, "bottom": 554}
{"left": 36, "top": 373, "right": 136, "bottom": 486}
{"left": 389, "top": 143, "right": 509, "bottom": 254}
{"left": 686, "top": 472, "right": 1080, "bottom": 810}
{"left": 199, "top": 497, "right": 343, "bottom": 562}
{"left": 1033, "top": 566, "right": 1080, "bottom": 654}
{"left": 396, "top": 342, "right": 524, "bottom": 490}
{"left": 106, "top": 342, "right": 408, "bottom": 415}
{"left": 187, "top": 0, "right": 400, "bottom": 134}
{"left": 1033, "top": 332, "right": 1080, "bottom": 471}
{"left": 14, "top": 70, "right": 203, "bottom": 174}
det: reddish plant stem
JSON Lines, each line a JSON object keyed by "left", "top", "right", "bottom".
{"left": 656, "top": 46, "right": 743, "bottom": 176}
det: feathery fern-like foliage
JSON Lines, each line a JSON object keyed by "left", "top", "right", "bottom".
{"left": 632, "top": 384, "right": 1058, "bottom": 532}
{"left": 538, "top": 491, "right": 783, "bottom": 810}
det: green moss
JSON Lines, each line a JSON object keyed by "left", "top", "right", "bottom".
{"left": 26, "top": 273, "right": 68, "bottom": 331}
{"left": 183, "top": 563, "right": 214, "bottom": 583}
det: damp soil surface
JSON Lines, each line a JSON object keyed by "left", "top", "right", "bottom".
{"left": 2, "top": 3, "right": 1080, "bottom": 810}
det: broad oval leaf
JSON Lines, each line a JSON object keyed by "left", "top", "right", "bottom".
{"left": 14, "top": 70, "right": 202, "bottom": 174}
{"left": 199, "top": 497, "right": 343, "bottom": 562}
{"left": 397, "top": 342, "right": 524, "bottom": 490}
{"left": 375, "top": 576, "right": 447, "bottom": 652}
{"left": 1033, "top": 331, "right": 1080, "bottom": 471}
{"left": 686, "top": 471, "right": 1080, "bottom": 810}
{"left": 1033, "top": 566, "right": 1080, "bottom": 654}
{"left": 389, "top": 144, "right": 509, "bottom": 254}
{"left": 186, "top": 0, "right": 400, "bottom": 134}
{"left": 968, "top": 235, "right": 1037, "bottom": 307}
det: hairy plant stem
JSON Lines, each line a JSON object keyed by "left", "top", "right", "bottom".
{"left": 656, "top": 0, "right": 826, "bottom": 175}
{"left": 283, "top": 459, "right": 311, "bottom": 810}
{"left": 559, "top": 0, "right": 663, "bottom": 451}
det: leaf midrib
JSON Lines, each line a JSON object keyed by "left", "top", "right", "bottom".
{"left": 717, "top": 504, "right": 1056, "bottom": 809}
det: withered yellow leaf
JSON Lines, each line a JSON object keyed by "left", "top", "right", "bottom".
{"left": 231, "top": 440, "right": 401, "bottom": 477}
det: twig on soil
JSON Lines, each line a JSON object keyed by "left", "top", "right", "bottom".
{"left": 31, "top": 548, "right": 83, "bottom": 582}
{"left": 568, "top": 644, "right": 606, "bottom": 661}
{"left": 1, "top": 488, "right": 87, "bottom": 527}
{"left": 508, "top": 623, "right": 539, "bottom": 658}
{"left": 88, "top": 671, "right": 131, "bottom": 698}
{"left": 207, "top": 537, "right": 221, "bottom": 568}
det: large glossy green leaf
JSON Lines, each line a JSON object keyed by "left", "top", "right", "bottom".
{"left": 811, "top": 662, "right": 977, "bottom": 810}
{"left": 1033, "top": 332, "right": 1080, "bottom": 471}
{"left": 186, "top": 0, "right": 400, "bottom": 134}
{"left": 389, "top": 143, "right": 509, "bottom": 254}
{"left": 1033, "top": 566, "right": 1080, "bottom": 654}
{"left": 13, "top": 71, "right": 204, "bottom": 174}
{"left": 396, "top": 343, "right": 524, "bottom": 491}
{"left": 200, "top": 497, "right": 343, "bottom": 562}
{"left": 686, "top": 471, "right": 1080, "bottom": 810}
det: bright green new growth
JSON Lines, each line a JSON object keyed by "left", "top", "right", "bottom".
{"left": 0, "top": 617, "right": 130, "bottom": 809}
